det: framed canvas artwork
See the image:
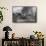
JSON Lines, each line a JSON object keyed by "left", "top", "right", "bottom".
{"left": 12, "top": 6, "right": 37, "bottom": 23}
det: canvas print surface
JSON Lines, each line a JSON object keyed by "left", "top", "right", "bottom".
{"left": 12, "top": 6, "right": 37, "bottom": 23}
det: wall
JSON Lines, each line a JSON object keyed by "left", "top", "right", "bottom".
{"left": 0, "top": 0, "right": 46, "bottom": 46}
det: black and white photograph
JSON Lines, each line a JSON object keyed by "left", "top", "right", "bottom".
{"left": 12, "top": 6, "right": 37, "bottom": 23}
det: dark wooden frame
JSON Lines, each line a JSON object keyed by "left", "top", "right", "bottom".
{"left": 12, "top": 6, "right": 37, "bottom": 23}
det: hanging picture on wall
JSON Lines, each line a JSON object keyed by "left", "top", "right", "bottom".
{"left": 12, "top": 6, "right": 37, "bottom": 23}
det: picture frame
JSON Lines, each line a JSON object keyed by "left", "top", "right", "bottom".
{"left": 12, "top": 6, "right": 37, "bottom": 23}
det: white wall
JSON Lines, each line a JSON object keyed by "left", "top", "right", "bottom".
{"left": 0, "top": 0, "right": 46, "bottom": 46}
